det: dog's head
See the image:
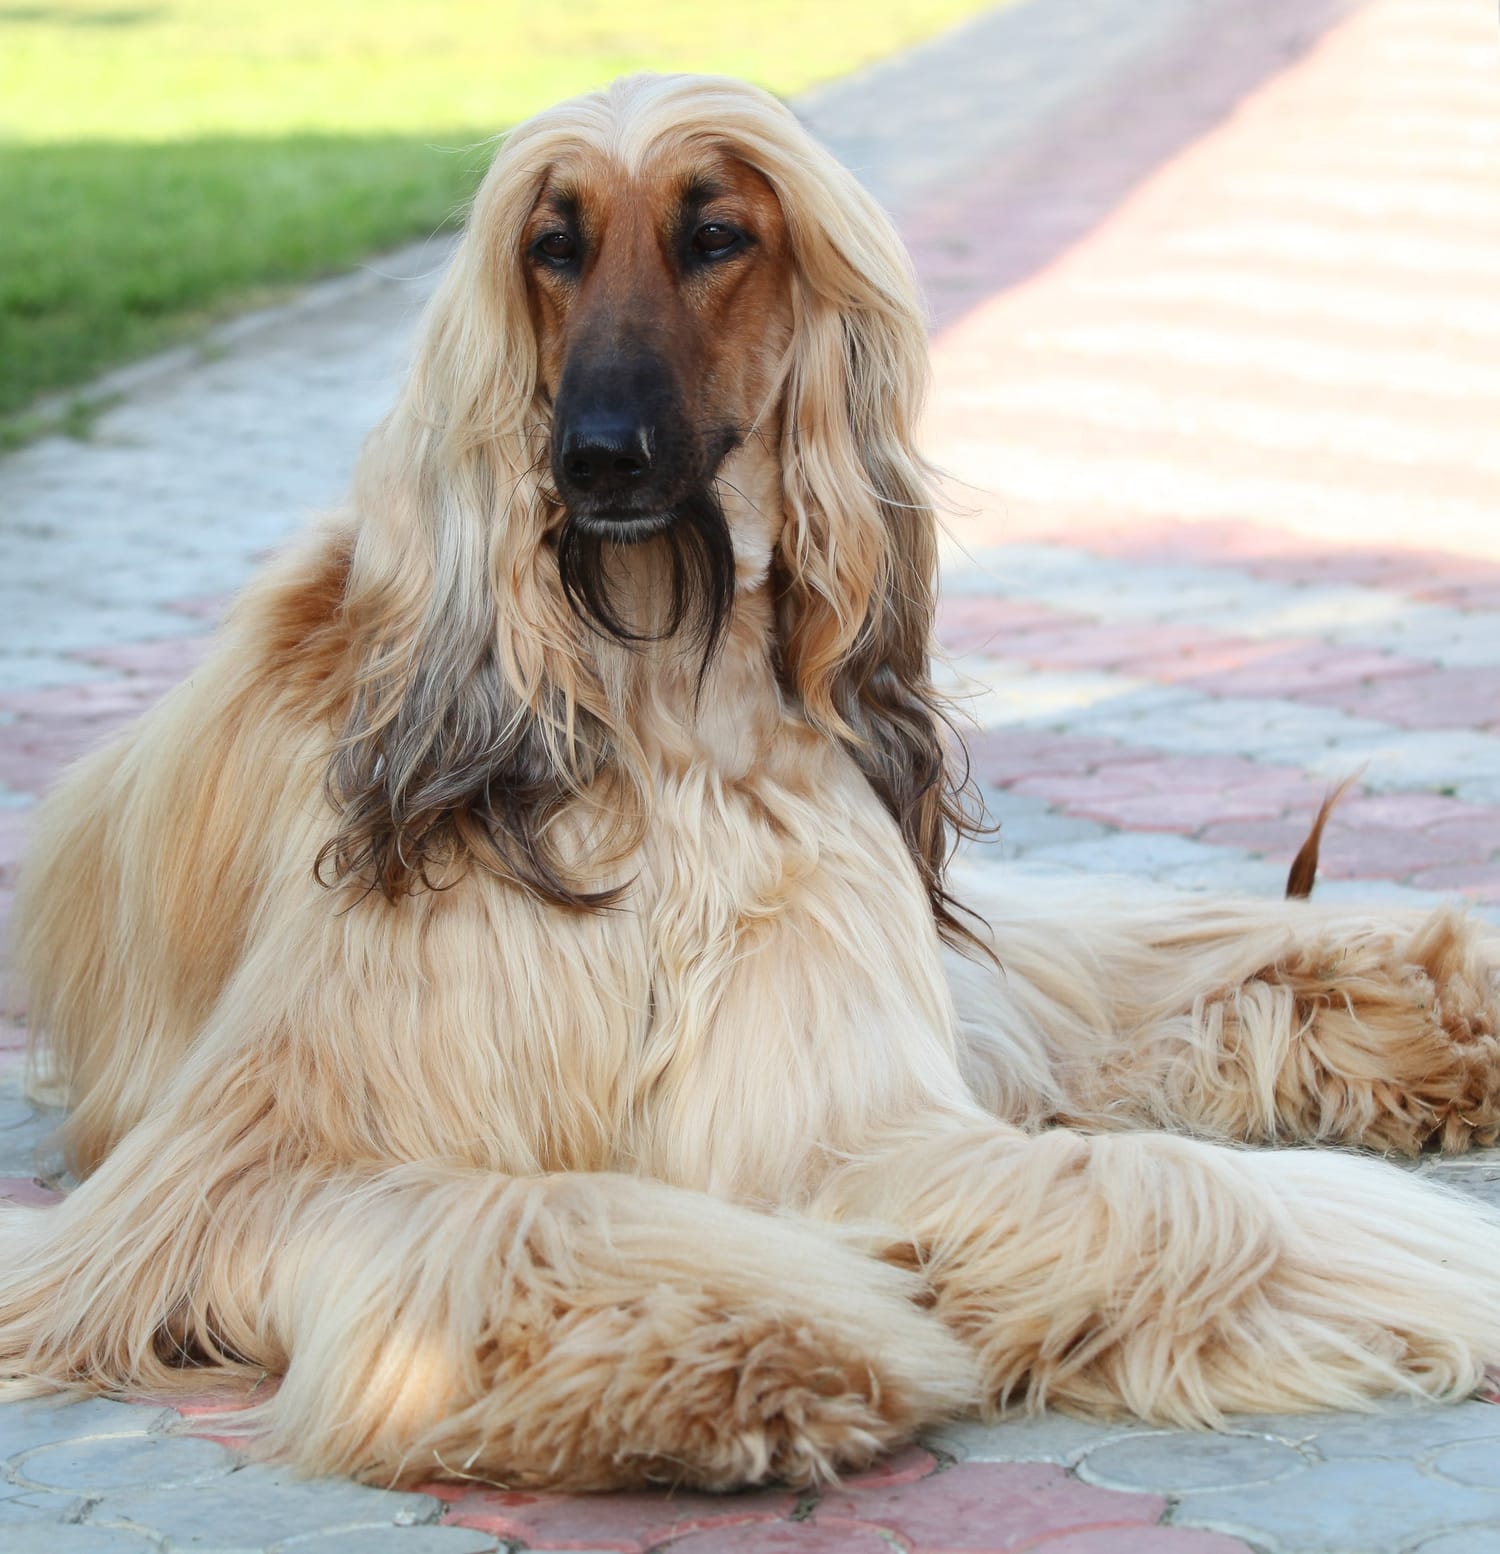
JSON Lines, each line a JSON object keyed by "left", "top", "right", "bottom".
{"left": 524, "top": 125, "right": 794, "bottom": 655}
{"left": 329, "top": 76, "right": 980, "bottom": 942}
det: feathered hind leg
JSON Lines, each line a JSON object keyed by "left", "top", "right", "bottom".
{"left": 821, "top": 1117, "right": 1500, "bottom": 1426}
{"left": 948, "top": 870, "right": 1500, "bottom": 1154}
{"left": 0, "top": 1084, "right": 975, "bottom": 1490}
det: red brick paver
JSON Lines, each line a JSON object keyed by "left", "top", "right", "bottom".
{"left": 436, "top": 1458, "right": 1255, "bottom": 1553}
{"left": 0, "top": 1176, "right": 62, "bottom": 1208}
{"left": 435, "top": 1482, "right": 800, "bottom": 1551}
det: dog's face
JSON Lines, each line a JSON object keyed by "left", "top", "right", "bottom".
{"left": 525, "top": 149, "right": 794, "bottom": 542}
{"left": 334, "top": 77, "right": 981, "bottom": 944}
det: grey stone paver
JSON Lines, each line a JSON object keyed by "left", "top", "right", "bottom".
{"left": 1412, "top": 1531, "right": 1500, "bottom": 1554}
{"left": 0, "top": 1522, "right": 161, "bottom": 1554}
{"left": 1424, "top": 1162, "right": 1500, "bottom": 1215}
{"left": 1172, "top": 1458, "right": 1500, "bottom": 1554}
{"left": 0, "top": 1398, "right": 176, "bottom": 1460}
{"left": 88, "top": 1469, "right": 446, "bottom": 1551}
{"left": 0, "top": 1401, "right": 456, "bottom": 1551}
{"left": 1433, "top": 1440, "right": 1500, "bottom": 1491}
{"left": 926, "top": 1411, "right": 1163, "bottom": 1468}
{"left": 929, "top": 1399, "right": 1500, "bottom": 1471}
{"left": 0, "top": 1128, "right": 48, "bottom": 1175}
{"left": 274, "top": 1533, "right": 500, "bottom": 1554}
{"left": 1076, "top": 1432, "right": 1311, "bottom": 1494}
{"left": 924, "top": 1399, "right": 1500, "bottom": 1554}
{"left": 0, "top": 1096, "right": 37, "bottom": 1131}
{"left": 12, "top": 1433, "right": 238, "bottom": 1493}
{"left": 967, "top": 788, "right": 1117, "bottom": 859}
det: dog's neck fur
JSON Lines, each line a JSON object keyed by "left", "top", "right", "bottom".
{"left": 583, "top": 432, "right": 791, "bottom": 781}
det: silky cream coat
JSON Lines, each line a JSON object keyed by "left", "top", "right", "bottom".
{"left": 5, "top": 74, "right": 1500, "bottom": 1492}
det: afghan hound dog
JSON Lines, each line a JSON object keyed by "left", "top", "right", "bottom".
{"left": 5, "top": 73, "right": 1500, "bottom": 1493}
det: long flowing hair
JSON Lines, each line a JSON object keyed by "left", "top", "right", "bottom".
{"left": 317, "top": 73, "right": 984, "bottom": 942}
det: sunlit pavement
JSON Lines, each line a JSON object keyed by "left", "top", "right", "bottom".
{"left": 5, "top": 0, "right": 1500, "bottom": 1549}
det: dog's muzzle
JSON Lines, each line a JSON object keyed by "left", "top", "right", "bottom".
{"left": 551, "top": 347, "right": 690, "bottom": 531}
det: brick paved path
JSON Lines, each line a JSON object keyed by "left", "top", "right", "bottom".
{"left": 929, "top": 0, "right": 1500, "bottom": 930}
{"left": 4, "top": 0, "right": 1500, "bottom": 1549}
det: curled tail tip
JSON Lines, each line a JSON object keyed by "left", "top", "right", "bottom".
{"left": 1286, "top": 774, "right": 1361, "bottom": 900}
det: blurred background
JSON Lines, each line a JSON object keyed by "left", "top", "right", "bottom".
{"left": 0, "top": 0, "right": 988, "bottom": 444}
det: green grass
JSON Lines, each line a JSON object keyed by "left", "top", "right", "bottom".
{"left": 0, "top": 0, "right": 993, "bottom": 432}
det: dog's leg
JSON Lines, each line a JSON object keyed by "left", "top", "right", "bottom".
{"left": 819, "top": 1116, "right": 1500, "bottom": 1426}
{"left": 0, "top": 1098, "right": 975, "bottom": 1489}
{"left": 949, "top": 874, "right": 1500, "bottom": 1154}
{"left": 6, "top": 1009, "right": 973, "bottom": 1493}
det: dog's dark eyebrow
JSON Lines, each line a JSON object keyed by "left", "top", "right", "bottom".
{"left": 679, "top": 175, "right": 726, "bottom": 211}
{"left": 538, "top": 186, "right": 582, "bottom": 227}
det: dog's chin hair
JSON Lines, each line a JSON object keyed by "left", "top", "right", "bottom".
{"left": 556, "top": 485, "right": 737, "bottom": 674}
{"left": 575, "top": 513, "right": 678, "bottom": 544}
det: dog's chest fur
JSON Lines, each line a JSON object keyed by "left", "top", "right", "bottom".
{"left": 503, "top": 623, "right": 976, "bottom": 1200}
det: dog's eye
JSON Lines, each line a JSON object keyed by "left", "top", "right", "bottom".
{"left": 534, "top": 232, "right": 577, "bottom": 264}
{"left": 691, "top": 222, "right": 742, "bottom": 258}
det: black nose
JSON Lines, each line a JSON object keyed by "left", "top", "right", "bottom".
{"left": 557, "top": 414, "right": 654, "bottom": 501}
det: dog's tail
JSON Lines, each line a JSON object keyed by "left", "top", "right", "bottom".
{"left": 1285, "top": 774, "right": 1360, "bottom": 899}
